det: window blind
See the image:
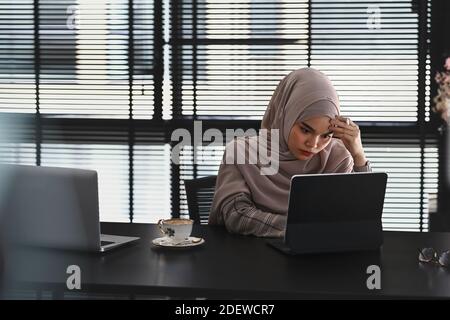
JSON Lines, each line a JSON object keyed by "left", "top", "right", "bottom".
{"left": 171, "top": 0, "right": 427, "bottom": 122}
{"left": 0, "top": 0, "right": 164, "bottom": 222}
{"left": 0, "top": 116, "right": 36, "bottom": 165}
{"left": 40, "top": 122, "right": 130, "bottom": 222}
{"left": 364, "top": 134, "right": 438, "bottom": 231}
{"left": 0, "top": 0, "right": 439, "bottom": 230}
{"left": 310, "top": 0, "right": 422, "bottom": 122}
{"left": 172, "top": 0, "right": 436, "bottom": 231}
{"left": 0, "top": 0, "right": 35, "bottom": 113}
{"left": 133, "top": 127, "right": 171, "bottom": 223}
{"left": 39, "top": 0, "right": 131, "bottom": 118}
{"left": 179, "top": 144, "right": 224, "bottom": 217}
{"left": 171, "top": 0, "right": 310, "bottom": 119}
{"left": 133, "top": 0, "right": 156, "bottom": 119}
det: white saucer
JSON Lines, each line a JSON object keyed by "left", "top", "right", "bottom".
{"left": 152, "top": 236, "right": 205, "bottom": 248}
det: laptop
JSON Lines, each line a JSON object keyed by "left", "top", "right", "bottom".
{"left": 267, "top": 172, "right": 388, "bottom": 255}
{"left": 0, "top": 164, "right": 140, "bottom": 252}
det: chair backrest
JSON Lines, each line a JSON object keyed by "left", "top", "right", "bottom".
{"left": 184, "top": 176, "right": 217, "bottom": 224}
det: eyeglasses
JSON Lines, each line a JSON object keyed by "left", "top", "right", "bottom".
{"left": 418, "top": 248, "right": 450, "bottom": 267}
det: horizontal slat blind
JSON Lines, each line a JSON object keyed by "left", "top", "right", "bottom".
{"left": 179, "top": 144, "right": 224, "bottom": 217}
{"left": 364, "top": 135, "right": 438, "bottom": 231}
{"left": 310, "top": 0, "right": 420, "bottom": 122}
{"left": 0, "top": 117, "right": 36, "bottom": 165}
{"left": 173, "top": 0, "right": 309, "bottom": 119}
{"left": 133, "top": 128, "right": 171, "bottom": 223}
{"left": 0, "top": 0, "right": 35, "bottom": 113}
{"left": 41, "top": 124, "right": 130, "bottom": 222}
{"left": 174, "top": 0, "right": 425, "bottom": 122}
{"left": 132, "top": 0, "right": 155, "bottom": 119}
{"left": 39, "top": 0, "right": 131, "bottom": 118}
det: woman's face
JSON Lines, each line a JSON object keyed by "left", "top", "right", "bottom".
{"left": 287, "top": 116, "right": 333, "bottom": 160}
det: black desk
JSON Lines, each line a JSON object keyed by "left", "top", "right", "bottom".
{"left": 3, "top": 223, "right": 450, "bottom": 299}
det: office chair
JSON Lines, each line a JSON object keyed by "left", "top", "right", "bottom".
{"left": 184, "top": 175, "right": 217, "bottom": 224}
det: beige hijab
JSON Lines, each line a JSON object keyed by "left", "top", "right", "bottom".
{"left": 209, "top": 68, "right": 354, "bottom": 224}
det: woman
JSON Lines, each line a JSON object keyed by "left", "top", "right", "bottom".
{"left": 208, "top": 68, "right": 371, "bottom": 238}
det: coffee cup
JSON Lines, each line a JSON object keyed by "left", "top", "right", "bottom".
{"left": 157, "top": 218, "right": 193, "bottom": 243}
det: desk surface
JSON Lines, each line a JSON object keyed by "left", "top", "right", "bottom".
{"left": 3, "top": 223, "right": 450, "bottom": 299}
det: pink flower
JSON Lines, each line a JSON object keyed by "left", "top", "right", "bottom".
{"left": 445, "top": 57, "right": 450, "bottom": 71}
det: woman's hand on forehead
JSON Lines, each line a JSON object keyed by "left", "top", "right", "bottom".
{"left": 332, "top": 116, "right": 351, "bottom": 127}
{"left": 329, "top": 115, "right": 367, "bottom": 166}
{"left": 329, "top": 115, "right": 358, "bottom": 139}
